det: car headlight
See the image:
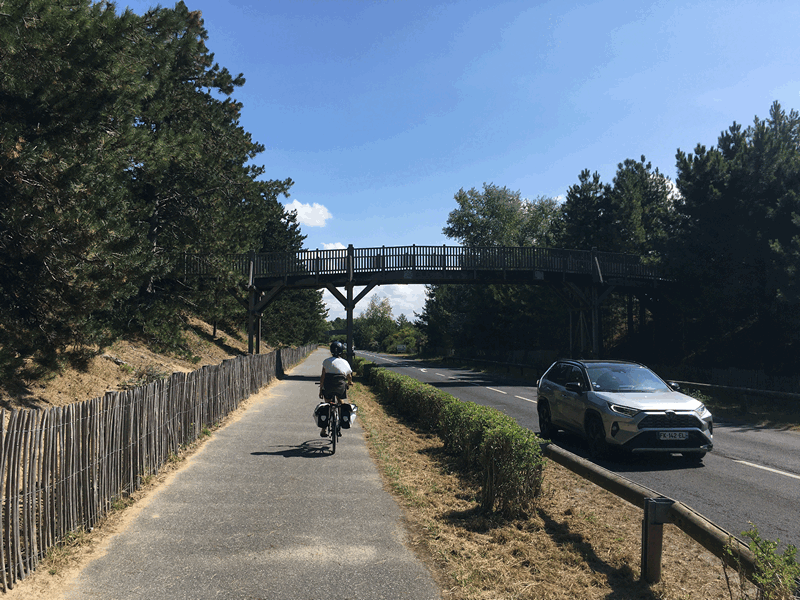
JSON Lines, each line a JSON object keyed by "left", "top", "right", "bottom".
{"left": 607, "top": 402, "right": 639, "bottom": 417}
{"left": 695, "top": 404, "right": 708, "bottom": 417}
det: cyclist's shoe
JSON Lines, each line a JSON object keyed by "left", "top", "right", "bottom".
{"left": 320, "top": 428, "right": 328, "bottom": 437}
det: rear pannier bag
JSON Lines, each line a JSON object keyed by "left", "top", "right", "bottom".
{"left": 313, "top": 403, "right": 330, "bottom": 428}
{"left": 340, "top": 403, "right": 357, "bottom": 428}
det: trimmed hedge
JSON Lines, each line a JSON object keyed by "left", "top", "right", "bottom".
{"left": 357, "top": 359, "right": 545, "bottom": 518}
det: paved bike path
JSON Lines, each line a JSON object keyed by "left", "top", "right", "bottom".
{"left": 63, "top": 348, "right": 441, "bottom": 600}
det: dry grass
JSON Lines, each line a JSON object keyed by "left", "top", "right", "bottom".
{"left": 351, "top": 381, "right": 754, "bottom": 600}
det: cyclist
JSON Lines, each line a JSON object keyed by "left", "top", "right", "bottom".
{"left": 317, "top": 341, "right": 353, "bottom": 437}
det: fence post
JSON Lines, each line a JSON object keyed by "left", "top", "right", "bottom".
{"left": 641, "top": 497, "right": 674, "bottom": 583}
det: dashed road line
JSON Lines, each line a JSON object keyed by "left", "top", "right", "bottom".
{"left": 515, "top": 395, "right": 537, "bottom": 403}
{"left": 486, "top": 387, "right": 507, "bottom": 395}
{"left": 733, "top": 460, "right": 800, "bottom": 481}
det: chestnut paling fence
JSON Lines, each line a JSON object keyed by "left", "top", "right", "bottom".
{"left": 0, "top": 345, "right": 316, "bottom": 591}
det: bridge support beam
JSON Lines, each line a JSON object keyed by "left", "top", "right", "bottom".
{"left": 326, "top": 279, "right": 377, "bottom": 366}
{"left": 248, "top": 284, "right": 285, "bottom": 354}
{"left": 554, "top": 282, "right": 616, "bottom": 358}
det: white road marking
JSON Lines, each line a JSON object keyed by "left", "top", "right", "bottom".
{"left": 733, "top": 460, "right": 800, "bottom": 481}
{"left": 515, "top": 395, "right": 537, "bottom": 403}
{"left": 486, "top": 387, "right": 507, "bottom": 395}
{"left": 436, "top": 373, "right": 446, "bottom": 377}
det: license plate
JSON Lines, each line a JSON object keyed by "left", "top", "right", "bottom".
{"left": 659, "top": 431, "right": 688, "bottom": 441}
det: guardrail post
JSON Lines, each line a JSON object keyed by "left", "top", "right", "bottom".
{"left": 641, "top": 497, "right": 674, "bottom": 583}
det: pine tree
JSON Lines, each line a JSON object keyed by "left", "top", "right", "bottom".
{"left": 0, "top": 0, "right": 148, "bottom": 368}
{"left": 672, "top": 101, "right": 800, "bottom": 365}
{"left": 119, "top": 2, "right": 294, "bottom": 348}
{"left": 553, "top": 169, "right": 611, "bottom": 250}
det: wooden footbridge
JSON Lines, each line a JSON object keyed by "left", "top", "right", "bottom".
{"left": 183, "top": 245, "right": 667, "bottom": 360}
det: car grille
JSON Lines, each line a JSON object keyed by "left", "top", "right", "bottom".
{"left": 638, "top": 414, "right": 702, "bottom": 430}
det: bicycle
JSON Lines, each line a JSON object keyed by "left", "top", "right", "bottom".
{"left": 325, "top": 399, "right": 341, "bottom": 455}
{"left": 316, "top": 383, "right": 350, "bottom": 455}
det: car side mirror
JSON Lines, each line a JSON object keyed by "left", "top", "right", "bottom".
{"left": 565, "top": 382, "right": 583, "bottom": 393}
{"left": 668, "top": 381, "right": 681, "bottom": 391}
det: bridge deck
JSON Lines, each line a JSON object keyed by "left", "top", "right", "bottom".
{"left": 183, "top": 245, "right": 664, "bottom": 289}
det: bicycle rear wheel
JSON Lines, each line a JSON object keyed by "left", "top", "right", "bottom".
{"left": 329, "top": 405, "right": 337, "bottom": 455}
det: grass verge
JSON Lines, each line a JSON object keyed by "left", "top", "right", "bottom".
{"left": 350, "top": 381, "right": 756, "bottom": 600}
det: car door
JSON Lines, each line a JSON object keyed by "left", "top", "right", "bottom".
{"left": 540, "top": 362, "right": 568, "bottom": 426}
{"left": 560, "top": 365, "right": 588, "bottom": 430}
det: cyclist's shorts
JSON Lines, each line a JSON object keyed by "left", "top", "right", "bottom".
{"left": 322, "top": 373, "right": 348, "bottom": 400}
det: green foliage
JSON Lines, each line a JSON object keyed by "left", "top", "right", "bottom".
{"left": 552, "top": 169, "right": 611, "bottom": 251}
{"left": 553, "top": 157, "right": 674, "bottom": 257}
{"left": 741, "top": 526, "right": 800, "bottom": 600}
{"left": 261, "top": 289, "right": 329, "bottom": 347}
{"left": 346, "top": 297, "right": 423, "bottom": 354}
{"left": 0, "top": 0, "right": 149, "bottom": 362}
{"left": 480, "top": 424, "right": 545, "bottom": 517}
{"left": 0, "top": 0, "right": 310, "bottom": 370}
{"left": 670, "top": 101, "right": 800, "bottom": 365}
{"left": 417, "top": 282, "right": 567, "bottom": 356}
{"left": 353, "top": 296, "right": 395, "bottom": 350}
{"left": 360, "top": 360, "right": 545, "bottom": 517}
{"left": 725, "top": 524, "right": 800, "bottom": 600}
{"left": 439, "top": 399, "right": 514, "bottom": 470}
{"left": 443, "top": 183, "right": 560, "bottom": 247}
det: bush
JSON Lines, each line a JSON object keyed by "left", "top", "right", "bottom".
{"left": 359, "top": 360, "right": 545, "bottom": 517}
{"left": 439, "top": 399, "right": 513, "bottom": 470}
{"left": 480, "top": 423, "right": 545, "bottom": 517}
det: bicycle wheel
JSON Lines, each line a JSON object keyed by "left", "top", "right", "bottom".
{"left": 329, "top": 404, "right": 337, "bottom": 455}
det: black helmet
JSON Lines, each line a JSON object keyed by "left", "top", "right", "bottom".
{"left": 330, "top": 341, "right": 344, "bottom": 357}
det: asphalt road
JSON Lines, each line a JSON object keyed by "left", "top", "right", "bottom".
{"left": 62, "top": 348, "right": 440, "bottom": 600}
{"left": 358, "top": 351, "right": 800, "bottom": 550}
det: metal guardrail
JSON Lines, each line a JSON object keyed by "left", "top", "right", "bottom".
{"left": 541, "top": 443, "right": 757, "bottom": 583}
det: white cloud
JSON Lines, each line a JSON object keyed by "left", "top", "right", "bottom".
{"left": 323, "top": 242, "right": 347, "bottom": 250}
{"left": 322, "top": 284, "right": 428, "bottom": 322}
{"left": 284, "top": 200, "right": 332, "bottom": 227}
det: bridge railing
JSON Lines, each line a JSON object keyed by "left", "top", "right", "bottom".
{"left": 595, "top": 251, "right": 662, "bottom": 280}
{"left": 182, "top": 246, "right": 663, "bottom": 281}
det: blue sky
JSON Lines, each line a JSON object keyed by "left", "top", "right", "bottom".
{"left": 121, "top": 0, "right": 800, "bottom": 320}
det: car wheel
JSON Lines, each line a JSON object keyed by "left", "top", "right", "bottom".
{"left": 585, "top": 415, "right": 609, "bottom": 459}
{"left": 681, "top": 451, "right": 706, "bottom": 463}
{"left": 538, "top": 401, "right": 555, "bottom": 439}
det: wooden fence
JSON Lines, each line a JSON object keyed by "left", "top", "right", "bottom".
{"left": 0, "top": 345, "right": 316, "bottom": 591}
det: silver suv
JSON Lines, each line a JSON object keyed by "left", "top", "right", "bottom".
{"left": 537, "top": 359, "right": 713, "bottom": 461}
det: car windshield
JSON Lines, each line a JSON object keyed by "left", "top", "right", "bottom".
{"left": 586, "top": 364, "right": 671, "bottom": 393}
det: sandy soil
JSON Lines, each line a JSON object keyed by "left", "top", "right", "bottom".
{"left": 0, "top": 317, "right": 249, "bottom": 411}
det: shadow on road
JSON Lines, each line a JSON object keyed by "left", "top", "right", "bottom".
{"left": 278, "top": 374, "right": 320, "bottom": 382}
{"left": 547, "top": 433, "right": 706, "bottom": 473}
{"left": 251, "top": 440, "right": 331, "bottom": 458}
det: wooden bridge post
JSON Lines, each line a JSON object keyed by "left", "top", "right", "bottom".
{"left": 346, "top": 245, "right": 355, "bottom": 365}
{"left": 247, "top": 252, "right": 255, "bottom": 354}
